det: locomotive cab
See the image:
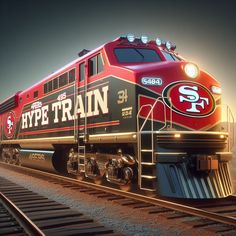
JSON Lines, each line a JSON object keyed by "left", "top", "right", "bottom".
{"left": 104, "top": 35, "right": 234, "bottom": 198}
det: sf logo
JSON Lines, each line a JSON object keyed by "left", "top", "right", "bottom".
{"left": 179, "top": 85, "right": 209, "bottom": 113}
{"left": 5, "top": 112, "right": 16, "bottom": 138}
{"left": 7, "top": 115, "right": 14, "bottom": 134}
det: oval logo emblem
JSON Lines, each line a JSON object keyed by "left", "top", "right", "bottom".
{"left": 141, "top": 77, "right": 162, "bottom": 86}
{"left": 4, "top": 111, "right": 16, "bottom": 139}
{"left": 163, "top": 81, "right": 215, "bottom": 117}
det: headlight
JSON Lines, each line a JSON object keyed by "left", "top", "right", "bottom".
{"left": 174, "top": 133, "right": 181, "bottom": 138}
{"left": 211, "top": 86, "right": 222, "bottom": 94}
{"left": 166, "top": 41, "right": 172, "bottom": 50}
{"left": 156, "top": 37, "right": 162, "bottom": 46}
{"left": 141, "top": 35, "right": 148, "bottom": 44}
{"left": 184, "top": 63, "right": 199, "bottom": 79}
{"left": 220, "top": 134, "right": 225, "bottom": 139}
{"left": 127, "top": 34, "right": 135, "bottom": 43}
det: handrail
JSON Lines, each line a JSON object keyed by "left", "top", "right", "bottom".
{"left": 221, "top": 104, "right": 235, "bottom": 151}
{"left": 137, "top": 104, "right": 153, "bottom": 132}
{"left": 136, "top": 97, "right": 172, "bottom": 188}
{"left": 137, "top": 97, "right": 172, "bottom": 133}
{"left": 227, "top": 105, "right": 235, "bottom": 151}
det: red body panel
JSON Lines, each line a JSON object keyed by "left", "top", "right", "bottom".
{"left": 0, "top": 37, "right": 222, "bottom": 143}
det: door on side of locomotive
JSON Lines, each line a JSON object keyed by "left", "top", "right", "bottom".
{"left": 70, "top": 51, "right": 109, "bottom": 176}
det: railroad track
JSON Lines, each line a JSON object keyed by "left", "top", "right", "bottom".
{"left": 0, "top": 173, "right": 117, "bottom": 235}
{"left": 0, "top": 191, "right": 44, "bottom": 235}
{"left": 1, "top": 161, "right": 236, "bottom": 235}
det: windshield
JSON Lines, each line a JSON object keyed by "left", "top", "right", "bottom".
{"left": 114, "top": 48, "right": 162, "bottom": 63}
{"left": 161, "top": 50, "right": 181, "bottom": 61}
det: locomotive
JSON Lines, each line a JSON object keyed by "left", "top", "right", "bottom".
{"left": 0, "top": 34, "right": 234, "bottom": 198}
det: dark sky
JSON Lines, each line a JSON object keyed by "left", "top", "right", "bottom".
{"left": 0, "top": 0, "right": 235, "bottom": 119}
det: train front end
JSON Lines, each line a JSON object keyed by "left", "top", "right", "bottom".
{"left": 111, "top": 35, "right": 234, "bottom": 198}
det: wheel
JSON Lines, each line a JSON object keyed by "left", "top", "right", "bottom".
{"left": 94, "top": 178, "right": 103, "bottom": 185}
{"left": 75, "top": 174, "right": 85, "bottom": 181}
{"left": 119, "top": 184, "right": 131, "bottom": 192}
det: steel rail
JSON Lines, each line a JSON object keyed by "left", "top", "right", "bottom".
{"left": 54, "top": 175, "right": 236, "bottom": 227}
{"left": 0, "top": 191, "right": 45, "bottom": 236}
{"left": 1, "top": 161, "right": 236, "bottom": 227}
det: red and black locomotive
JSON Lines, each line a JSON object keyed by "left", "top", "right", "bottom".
{"left": 0, "top": 34, "right": 234, "bottom": 198}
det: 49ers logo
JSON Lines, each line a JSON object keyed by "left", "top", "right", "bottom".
{"left": 4, "top": 111, "right": 16, "bottom": 138}
{"left": 163, "top": 81, "right": 215, "bottom": 117}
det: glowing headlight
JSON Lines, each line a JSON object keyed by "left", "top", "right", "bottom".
{"left": 184, "top": 63, "right": 199, "bottom": 79}
{"left": 174, "top": 133, "right": 181, "bottom": 138}
{"left": 141, "top": 35, "right": 148, "bottom": 44}
{"left": 220, "top": 134, "right": 225, "bottom": 139}
{"left": 166, "top": 41, "right": 172, "bottom": 50}
{"left": 211, "top": 86, "right": 222, "bottom": 94}
{"left": 127, "top": 34, "right": 135, "bottom": 43}
{"left": 156, "top": 37, "right": 162, "bottom": 46}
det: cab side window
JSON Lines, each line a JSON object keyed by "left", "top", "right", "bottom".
{"left": 69, "top": 69, "right": 75, "bottom": 83}
{"left": 89, "top": 57, "right": 96, "bottom": 76}
{"left": 79, "top": 62, "right": 85, "bottom": 81}
{"left": 53, "top": 77, "right": 59, "bottom": 90}
{"left": 88, "top": 53, "right": 104, "bottom": 77}
{"left": 97, "top": 54, "right": 104, "bottom": 73}
{"left": 59, "top": 73, "right": 68, "bottom": 87}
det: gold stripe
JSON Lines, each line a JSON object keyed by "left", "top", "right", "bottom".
{"left": 87, "top": 132, "right": 137, "bottom": 143}
{"left": 1, "top": 136, "right": 76, "bottom": 145}
{"left": 142, "top": 130, "right": 229, "bottom": 135}
{"left": 1, "top": 132, "right": 137, "bottom": 145}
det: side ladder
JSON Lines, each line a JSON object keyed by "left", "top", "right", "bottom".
{"left": 139, "top": 129, "right": 156, "bottom": 191}
{"left": 137, "top": 97, "right": 172, "bottom": 191}
{"left": 76, "top": 73, "right": 88, "bottom": 174}
{"left": 78, "top": 137, "right": 86, "bottom": 172}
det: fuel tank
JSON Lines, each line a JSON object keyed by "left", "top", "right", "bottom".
{"left": 19, "top": 149, "right": 57, "bottom": 173}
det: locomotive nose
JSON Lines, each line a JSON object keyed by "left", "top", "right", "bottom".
{"left": 136, "top": 61, "right": 215, "bottom": 88}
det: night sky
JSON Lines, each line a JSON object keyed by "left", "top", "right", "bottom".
{"left": 0, "top": 0, "right": 235, "bottom": 119}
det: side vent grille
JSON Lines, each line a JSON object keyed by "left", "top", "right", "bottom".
{"left": 0, "top": 92, "right": 20, "bottom": 114}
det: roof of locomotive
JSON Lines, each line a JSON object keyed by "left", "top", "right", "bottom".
{"left": 1, "top": 36, "right": 180, "bottom": 103}
{"left": 21, "top": 44, "right": 106, "bottom": 95}
{"left": 22, "top": 36, "right": 180, "bottom": 88}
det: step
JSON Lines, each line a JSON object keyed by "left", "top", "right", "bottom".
{"left": 140, "top": 187, "right": 156, "bottom": 192}
{"left": 141, "top": 162, "right": 155, "bottom": 166}
{"left": 79, "top": 166, "right": 85, "bottom": 171}
{"left": 141, "top": 175, "right": 156, "bottom": 179}
{"left": 140, "top": 176, "right": 156, "bottom": 191}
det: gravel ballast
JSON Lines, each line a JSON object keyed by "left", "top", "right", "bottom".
{"left": 0, "top": 166, "right": 218, "bottom": 235}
